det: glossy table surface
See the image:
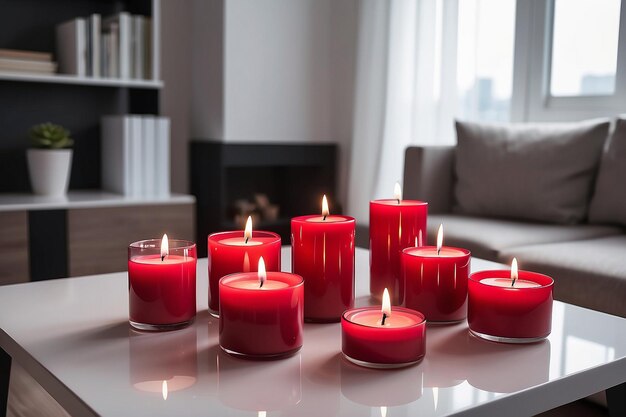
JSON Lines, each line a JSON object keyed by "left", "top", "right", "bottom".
{"left": 0, "top": 247, "right": 625, "bottom": 416}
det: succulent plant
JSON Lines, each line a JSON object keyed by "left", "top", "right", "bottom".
{"left": 29, "top": 123, "right": 74, "bottom": 149}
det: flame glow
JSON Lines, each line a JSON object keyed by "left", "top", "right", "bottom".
{"left": 382, "top": 288, "right": 391, "bottom": 319}
{"left": 258, "top": 256, "right": 267, "bottom": 287}
{"left": 436, "top": 224, "right": 444, "bottom": 254}
{"left": 258, "top": 412, "right": 267, "bottom": 417}
{"left": 380, "top": 406, "right": 387, "bottom": 417}
{"left": 322, "top": 195, "right": 329, "bottom": 218}
{"left": 244, "top": 216, "right": 253, "bottom": 242}
{"left": 160, "top": 234, "right": 169, "bottom": 260}
{"left": 394, "top": 182, "right": 402, "bottom": 202}
{"left": 511, "top": 258, "right": 518, "bottom": 286}
{"left": 162, "top": 380, "right": 168, "bottom": 400}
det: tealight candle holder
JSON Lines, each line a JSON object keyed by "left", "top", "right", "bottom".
{"left": 128, "top": 235, "right": 197, "bottom": 331}
{"left": 208, "top": 217, "right": 281, "bottom": 317}
{"left": 341, "top": 289, "right": 426, "bottom": 369}
{"left": 219, "top": 258, "right": 304, "bottom": 359}
{"left": 468, "top": 258, "right": 554, "bottom": 343}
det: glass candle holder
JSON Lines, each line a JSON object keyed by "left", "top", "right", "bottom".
{"left": 128, "top": 239, "right": 197, "bottom": 331}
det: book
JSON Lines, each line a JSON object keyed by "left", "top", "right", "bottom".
{"left": 56, "top": 18, "right": 87, "bottom": 76}
{"left": 142, "top": 115, "right": 156, "bottom": 197}
{"left": 101, "top": 116, "right": 132, "bottom": 196}
{"left": 103, "top": 12, "right": 131, "bottom": 79}
{"left": 90, "top": 14, "right": 101, "bottom": 77}
{"left": 132, "top": 15, "right": 145, "bottom": 79}
{"left": 130, "top": 116, "right": 143, "bottom": 197}
{"left": 0, "top": 49, "right": 52, "bottom": 62}
{"left": 144, "top": 18, "right": 152, "bottom": 80}
{"left": 156, "top": 117, "right": 171, "bottom": 197}
{"left": 0, "top": 58, "right": 57, "bottom": 74}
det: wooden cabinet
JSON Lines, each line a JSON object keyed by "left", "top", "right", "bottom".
{"left": 0, "top": 211, "right": 29, "bottom": 285}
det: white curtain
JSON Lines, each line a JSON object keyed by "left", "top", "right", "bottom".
{"left": 346, "top": 0, "right": 459, "bottom": 223}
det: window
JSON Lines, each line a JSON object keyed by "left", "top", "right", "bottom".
{"left": 549, "top": 0, "right": 621, "bottom": 97}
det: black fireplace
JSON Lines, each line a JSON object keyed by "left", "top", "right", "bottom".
{"left": 191, "top": 141, "right": 337, "bottom": 256}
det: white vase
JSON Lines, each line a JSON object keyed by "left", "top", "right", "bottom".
{"left": 27, "top": 149, "right": 73, "bottom": 197}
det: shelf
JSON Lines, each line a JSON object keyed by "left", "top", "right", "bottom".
{"left": 0, "top": 71, "right": 163, "bottom": 89}
{"left": 0, "top": 191, "right": 194, "bottom": 212}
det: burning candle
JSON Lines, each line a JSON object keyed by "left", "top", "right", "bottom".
{"left": 291, "top": 195, "right": 356, "bottom": 322}
{"left": 370, "top": 182, "right": 428, "bottom": 304}
{"left": 128, "top": 235, "right": 197, "bottom": 331}
{"left": 207, "top": 216, "right": 281, "bottom": 316}
{"left": 468, "top": 258, "right": 554, "bottom": 343}
{"left": 402, "top": 224, "right": 471, "bottom": 323}
{"left": 219, "top": 257, "right": 304, "bottom": 358}
{"left": 341, "top": 289, "right": 426, "bottom": 368}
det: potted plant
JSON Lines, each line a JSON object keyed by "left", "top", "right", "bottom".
{"left": 27, "top": 123, "right": 74, "bottom": 197}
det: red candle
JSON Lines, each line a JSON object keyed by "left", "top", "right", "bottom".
{"left": 403, "top": 224, "right": 471, "bottom": 323}
{"left": 468, "top": 258, "right": 554, "bottom": 343}
{"left": 370, "top": 183, "right": 428, "bottom": 304}
{"left": 219, "top": 258, "right": 304, "bottom": 358}
{"left": 208, "top": 216, "right": 281, "bottom": 316}
{"left": 128, "top": 235, "right": 197, "bottom": 331}
{"left": 341, "top": 289, "right": 426, "bottom": 368}
{"left": 291, "top": 195, "right": 356, "bottom": 322}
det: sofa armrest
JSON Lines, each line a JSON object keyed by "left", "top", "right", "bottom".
{"left": 403, "top": 146, "right": 455, "bottom": 214}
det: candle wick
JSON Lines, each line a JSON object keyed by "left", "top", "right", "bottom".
{"left": 259, "top": 280, "right": 263, "bottom": 288}
{"left": 245, "top": 237, "right": 249, "bottom": 244}
{"left": 381, "top": 313, "right": 387, "bottom": 326}
{"left": 323, "top": 215, "right": 327, "bottom": 221}
{"left": 437, "top": 247, "right": 441, "bottom": 256}
{"left": 397, "top": 199, "right": 400, "bottom": 205}
{"left": 161, "top": 255, "right": 165, "bottom": 262}
{"left": 511, "top": 278, "right": 516, "bottom": 287}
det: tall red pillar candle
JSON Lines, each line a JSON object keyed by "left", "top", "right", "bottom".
{"left": 291, "top": 195, "right": 356, "bottom": 322}
{"left": 468, "top": 259, "right": 554, "bottom": 343}
{"left": 208, "top": 217, "right": 281, "bottom": 316}
{"left": 219, "top": 258, "right": 304, "bottom": 358}
{"left": 403, "top": 224, "right": 471, "bottom": 323}
{"left": 370, "top": 183, "right": 428, "bottom": 304}
{"left": 128, "top": 235, "right": 197, "bottom": 331}
{"left": 341, "top": 289, "right": 426, "bottom": 368}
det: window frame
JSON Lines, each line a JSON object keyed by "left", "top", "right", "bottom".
{"left": 511, "top": 0, "right": 626, "bottom": 122}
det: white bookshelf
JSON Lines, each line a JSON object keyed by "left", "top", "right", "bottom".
{"left": 0, "top": 71, "right": 163, "bottom": 89}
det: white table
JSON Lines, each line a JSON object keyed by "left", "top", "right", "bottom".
{"left": 0, "top": 247, "right": 625, "bottom": 417}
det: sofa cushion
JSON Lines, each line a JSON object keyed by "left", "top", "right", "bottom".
{"left": 498, "top": 236, "right": 626, "bottom": 318}
{"left": 589, "top": 118, "right": 626, "bottom": 226}
{"left": 426, "top": 214, "right": 622, "bottom": 261}
{"left": 454, "top": 119, "right": 610, "bottom": 224}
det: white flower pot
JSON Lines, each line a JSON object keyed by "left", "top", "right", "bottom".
{"left": 27, "top": 149, "right": 73, "bottom": 197}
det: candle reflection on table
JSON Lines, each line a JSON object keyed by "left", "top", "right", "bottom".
{"left": 129, "top": 325, "right": 198, "bottom": 396}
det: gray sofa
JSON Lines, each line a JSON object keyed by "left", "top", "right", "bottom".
{"left": 403, "top": 145, "right": 626, "bottom": 318}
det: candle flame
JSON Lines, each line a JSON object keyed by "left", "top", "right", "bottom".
{"left": 436, "top": 224, "right": 444, "bottom": 255}
{"left": 162, "top": 380, "right": 168, "bottom": 400}
{"left": 258, "top": 256, "right": 266, "bottom": 288}
{"left": 511, "top": 258, "right": 518, "bottom": 287}
{"left": 244, "top": 216, "right": 253, "bottom": 243}
{"left": 160, "top": 234, "right": 169, "bottom": 261}
{"left": 322, "top": 195, "right": 329, "bottom": 219}
{"left": 394, "top": 182, "right": 402, "bottom": 203}
{"left": 380, "top": 406, "right": 387, "bottom": 417}
{"left": 381, "top": 288, "right": 391, "bottom": 324}
{"left": 258, "top": 412, "right": 266, "bottom": 417}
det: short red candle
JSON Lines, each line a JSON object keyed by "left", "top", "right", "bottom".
{"left": 291, "top": 201, "right": 355, "bottom": 322}
{"left": 402, "top": 246, "right": 471, "bottom": 323}
{"left": 341, "top": 290, "right": 426, "bottom": 368}
{"left": 468, "top": 269, "right": 554, "bottom": 343}
{"left": 370, "top": 193, "right": 427, "bottom": 304}
{"left": 219, "top": 270, "right": 304, "bottom": 358}
{"left": 128, "top": 237, "right": 197, "bottom": 331}
{"left": 207, "top": 229, "right": 281, "bottom": 316}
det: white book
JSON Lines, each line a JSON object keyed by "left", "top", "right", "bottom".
{"left": 103, "top": 12, "right": 130, "bottom": 79}
{"left": 101, "top": 33, "right": 109, "bottom": 77}
{"left": 101, "top": 116, "right": 132, "bottom": 195}
{"left": 56, "top": 18, "right": 86, "bottom": 76}
{"left": 130, "top": 116, "right": 143, "bottom": 197}
{"left": 132, "top": 16, "right": 145, "bottom": 80}
{"left": 90, "top": 14, "right": 101, "bottom": 77}
{"left": 108, "top": 22, "right": 119, "bottom": 78}
{"left": 144, "top": 18, "right": 152, "bottom": 80}
{"left": 156, "top": 117, "right": 170, "bottom": 197}
{"left": 142, "top": 115, "right": 156, "bottom": 197}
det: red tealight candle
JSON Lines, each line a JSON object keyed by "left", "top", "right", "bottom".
{"left": 402, "top": 224, "right": 471, "bottom": 323}
{"left": 370, "top": 182, "right": 428, "bottom": 304}
{"left": 128, "top": 235, "right": 197, "bottom": 331}
{"left": 208, "top": 216, "right": 281, "bottom": 317}
{"left": 219, "top": 257, "right": 304, "bottom": 358}
{"left": 468, "top": 258, "right": 554, "bottom": 343}
{"left": 291, "top": 195, "right": 356, "bottom": 322}
{"left": 341, "top": 289, "right": 426, "bottom": 368}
